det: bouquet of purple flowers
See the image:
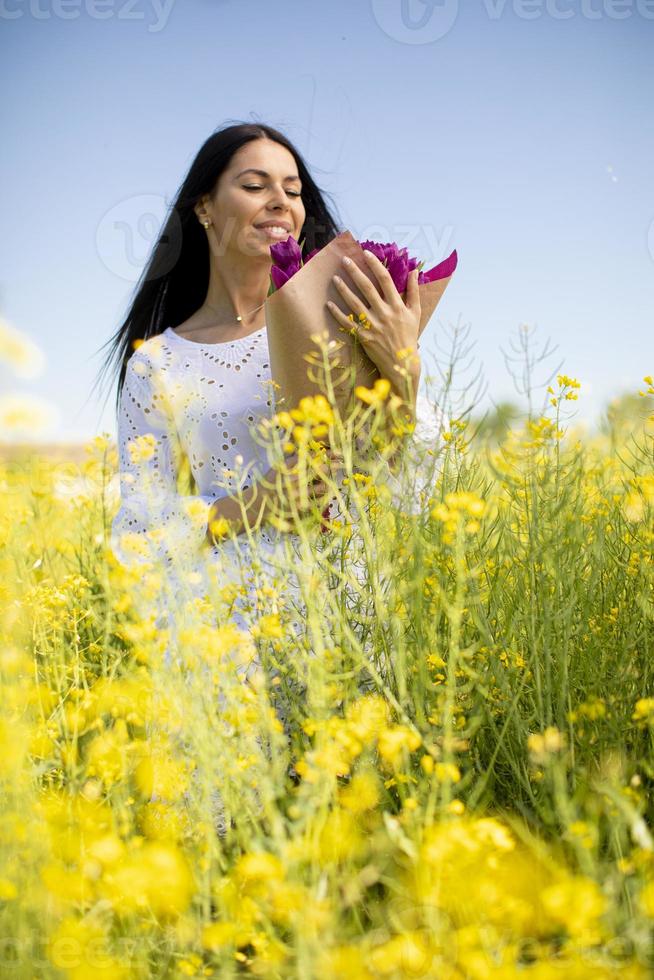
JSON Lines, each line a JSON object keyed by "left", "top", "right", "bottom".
{"left": 269, "top": 236, "right": 457, "bottom": 293}
{"left": 263, "top": 229, "right": 457, "bottom": 417}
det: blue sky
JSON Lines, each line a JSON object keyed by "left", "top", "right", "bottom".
{"left": 1, "top": 0, "right": 653, "bottom": 442}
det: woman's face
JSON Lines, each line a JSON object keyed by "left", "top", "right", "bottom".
{"left": 197, "top": 138, "right": 307, "bottom": 260}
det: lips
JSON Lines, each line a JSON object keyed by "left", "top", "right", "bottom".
{"left": 255, "top": 225, "right": 293, "bottom": 241}
{"left": 255, "top": 221, "right": 292, "bottom": 231}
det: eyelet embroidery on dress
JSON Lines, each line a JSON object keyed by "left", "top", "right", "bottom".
{"left": 111, "top": 328, "right": 275, "bottom": 572}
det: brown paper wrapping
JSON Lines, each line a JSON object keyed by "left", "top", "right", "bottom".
{"left": 264, "top": 229, "right": 455, "bottom": 420}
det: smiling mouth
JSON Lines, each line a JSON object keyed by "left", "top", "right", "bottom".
{"left": 255, "top": 226, "right": 292, "bottom": 239}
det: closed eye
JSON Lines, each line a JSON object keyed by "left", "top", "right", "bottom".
{"left": 243, "top": 185, "right": 302, "bottom": 197}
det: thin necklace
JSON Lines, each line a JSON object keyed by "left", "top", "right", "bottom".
{"left": 205, "top": 297, "right": 267, "bottom": 323}
{"left": 171, "top": 298, "right": 267, "bottom": 338}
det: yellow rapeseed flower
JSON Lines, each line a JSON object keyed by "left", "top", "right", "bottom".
{"left": 377, "top": 725, "right": 422, "bottom": 769}
{"left": 0, "top": 878, "right": 18, "bottom": 900}
{"left": 368, "top": 932, "right": 434, "bottom": 976}
{"left": 527, "top": 726, "right": 565, "bottom": 763}
{"left": 633, "top": 698, "right": 654, "bottom": 724}
{"left": 289, "top": 394, "right": 334, "bottom": 427}
{"left": 100, "top": 841, "right": 194, "bottom": 920}
{"left": 234, "top": 852, "right": 285, "bottom": 898}
{"left": 252, "top": 612, "right": 284, "bottom": 640}
{"left": 345, "top": 694, "right": 391, "bottom": 744}
{"left": 201, "top": 920, "right": 240, "bottom": 951}
{"left": 0, "top": 393, "right": 57, "bottom": 438}
{"left": 339, "top": 768, "right": 381, "bottom": 813}
{"left": 127, "top": 432, "right": 157, "bottom": 464}
{"left": 639, "top": 880, "right": 654, "bottom": 918}
{"left": 0, "top": 316, "right": 45, "bottom": 378}
{"left": 557, "top": 374, "right": 581, "bottom": 390}
{"left": 354, "top": 378, "right": 392, "bottom": 407}
{"left": 133, "top": 743, "right": 193, "bottom": 801}
{"left": 315, "top": 808, "right": 367, "bottom": 866}
{"left": 85, "top": 724, "right": 130, "bottom": 788}
{"left": 540, "top": 875, "right": 607, "bottom": 942}
{"left": 434, "top": 762, "right": 462, "bottom": 784}
{"left": 208, "top": 515, "right": 232, "bottom": 540}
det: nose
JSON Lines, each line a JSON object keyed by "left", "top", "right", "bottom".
{"left": 267, "top": 184, "right": 291, "bottom": 209}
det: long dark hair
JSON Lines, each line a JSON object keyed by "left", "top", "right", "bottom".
{"left": 93, "top": 121, "right": 343, "bottom": 412}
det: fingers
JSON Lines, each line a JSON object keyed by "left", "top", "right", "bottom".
{"left": 285, "top": 475, "right": 328, "bottom": 499}
{"left": 405, "top": 267, "right": 419, "bottom": 308}
{"left": 303, "top": 479, "right": 328, "bottom": 498}
{"left": 333, "top": 273, "right": 370, "bottom": 319}
{"left": 336, "top": 261, "right": 376, "bottom": 311}
{"left": 361, "top": 250, "right": 403, "bottom": 307}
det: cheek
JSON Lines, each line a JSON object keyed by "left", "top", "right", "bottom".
{"left": 235, "top": 192, "right": 258, "bottom": 220}
{"left": 217, "top": 190, "right": 253, "bottom": 221}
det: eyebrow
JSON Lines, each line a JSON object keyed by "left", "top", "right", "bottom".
{"left": 235, "top": 168, "right": 301, "bottom": 182}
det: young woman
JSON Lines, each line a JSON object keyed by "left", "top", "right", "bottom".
{"left": 101, "top": 121, "right": 423, "bottom": 640}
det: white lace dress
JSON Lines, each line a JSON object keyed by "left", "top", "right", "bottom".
{"left": 110, "top": 324, "right": 443, "bottom": 636}
{"left": 111, "top": 324, "right": 444, "bottom": 822}
{"left": 111, "top": 325, "right": 301, "bottom": 620}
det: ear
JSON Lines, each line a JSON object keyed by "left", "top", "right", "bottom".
{"left": 194, "top": 195, "right": 210, "bottom": 225}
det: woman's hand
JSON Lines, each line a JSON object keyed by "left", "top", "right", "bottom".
{"left": 326, "top": 251, "right": 422, "bottom": 382}
{"left": 260, "top": 451, "right": 331, "bottom": 524}
{"left": 206, "top": 452, "right": 333, "bottom": 543}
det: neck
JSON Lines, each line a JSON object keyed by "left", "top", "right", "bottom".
{"left": 204, "top": 249, "right": 270, "bottom": 324}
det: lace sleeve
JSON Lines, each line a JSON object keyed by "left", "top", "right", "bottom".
{"left": 110, "top": 351, "right": 216, "bottom": 572}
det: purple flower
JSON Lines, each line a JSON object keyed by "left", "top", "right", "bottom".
{"left": 359, "top": 240, "right": 458, "bottom": 293}
{"left": 268, "top": 234, "right": 457, "bottom": 293}
{"left": 359, "top": 240, "right": 413, "bottom": 293}
{"left": 269, "top": 236, "right": 303, "bottom": 289}
{"left": 419, "top": 249, "right": 458, "bottom": 285}
{"left": 268, "top": 237, "right": 321, "bottom": 287}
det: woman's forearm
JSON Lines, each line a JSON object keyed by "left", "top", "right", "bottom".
{"left": 204, "top": 459, "right": 332, "bottom": 546}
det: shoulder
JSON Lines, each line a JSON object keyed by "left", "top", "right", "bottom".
{"left": 124, "top": 331, "right": 176, "bottom": 386}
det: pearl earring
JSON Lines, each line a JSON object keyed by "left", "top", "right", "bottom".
{"left": 203, "top": 221, "right": 210, "bottom": 228}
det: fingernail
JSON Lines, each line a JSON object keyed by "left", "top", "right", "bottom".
{"left": 342, "top": 257, "right": 351, "bottom": 265}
